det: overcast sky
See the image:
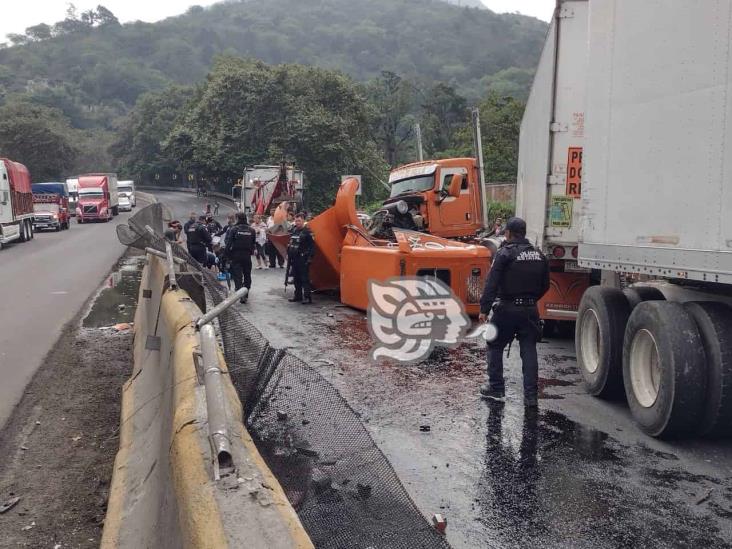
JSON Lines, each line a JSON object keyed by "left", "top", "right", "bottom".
{"left": 1, "top": 1, "right": 554, "bottom": 43}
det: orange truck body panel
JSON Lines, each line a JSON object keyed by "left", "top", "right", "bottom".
{"left": 538, "top": 264, "right": 591, "bottom": 321}
{"left": 307, "top": 178, "right": 491, "bottom": 316}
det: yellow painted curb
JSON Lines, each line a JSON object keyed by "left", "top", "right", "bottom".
{"left": 162, "top": 291, "right": 229, "bottom": 549}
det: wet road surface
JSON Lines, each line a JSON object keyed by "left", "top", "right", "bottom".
{"left": 153, "top": 191, "right": 732, "bottom": 548}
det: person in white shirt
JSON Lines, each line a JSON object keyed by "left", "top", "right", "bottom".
{"left": 251, "top": 214, "right": 269, "bottom": 269}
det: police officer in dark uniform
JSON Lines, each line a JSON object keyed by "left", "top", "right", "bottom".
{"left": 479, "top": 217, "right": 550, "bottom": 407}
{"left": 186, "top": 215, "right": 212, "bottom": 265}
{"left": 225, "top": 212, "right": 255, "bottom": 303}
{"left": 287, "top": 212, "right": 315, "bottom": 304}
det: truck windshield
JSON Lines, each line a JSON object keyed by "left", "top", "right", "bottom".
{"left": 389, "top": 175, "right": 436, "bottom": 197}
{"left": 79, "top": 189, "right": 104, "bottom": 197}
{"left": 119, "top": 185, "right": 133, "bottom": 192}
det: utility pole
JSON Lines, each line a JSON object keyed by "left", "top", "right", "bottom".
{"left": 471, "top": 108, "right": 490, "bottom": 229}
{"left": 415, "top": 123, "right": 424, "bottom": 162}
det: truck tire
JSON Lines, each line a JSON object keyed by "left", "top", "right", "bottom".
{"left": 19, "top": 220, "right": 28, "bottom": 242}
{"left": 575, "top": 286, "right": 631, "bottom": 398}
{"left": 112, "top": 206, "right": 119, "bottom": 216}
{"left": 623, "top": 301, "right": 706, "bottom": 438}
{"left": 623, "top": 286, "right": 665, "bottom": 310}
{"left": 683, "top": 302, "right": 732, "bottom": 437}
{"left": 77, "top": 217, "right": 83, "bottom": 224}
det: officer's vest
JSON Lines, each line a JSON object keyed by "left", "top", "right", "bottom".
{"left": 187, "top": 223, "right": 204, "bottom": 246}
{"left": 230, "top": 225, "right": 254, "bottom": 252}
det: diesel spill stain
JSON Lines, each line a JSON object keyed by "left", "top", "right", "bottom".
{"left": 475, "top": 405, "right": 732, "bottom": 549}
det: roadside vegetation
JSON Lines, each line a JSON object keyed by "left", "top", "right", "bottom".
{"left": 0, "top": 1, "right": 542, "bottom": 211}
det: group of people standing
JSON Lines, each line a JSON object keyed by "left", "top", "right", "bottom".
{"left": 166, "top": 204, "right": 315, "bottom": 305}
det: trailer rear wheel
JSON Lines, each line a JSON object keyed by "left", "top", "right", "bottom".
{"left": 623, "top": 286, "right": 665, "bottom": 309}
{"left": 575, "top": 286, "right": 630, "bottom": 398}
{"left": 623, "top": 301, "right": 706, "bottom": 438}
{"left": 684, "top": 302, "right": 732, "bottom": 437}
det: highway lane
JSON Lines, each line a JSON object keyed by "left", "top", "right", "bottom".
{"left": 0, "top": 212, "right": 131, "bottom": 428}
{"left": 151, "top": 190, "right": 237, "bottom": 222}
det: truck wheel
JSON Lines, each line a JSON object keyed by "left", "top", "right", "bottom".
{"left": 576, "top": 286, "right": 631, "bottom": 398}
{"left": 684, "top": 302, "right": 732, "bottom": 437}
{"left": 19, "top": 220, "right": 28, "bottom": 242}
{"left": 623, "top": 301, "right": 706, "bottom": 438}
{"left": 623, "top": 286, "right": 665, "bottom": 310}
{"left": 55, "top": 224, "right": 61, "bottom": 232}
{"left": 77, "top": 217, "right": 83, "bottom": 224}
{"left": 112, "top": 206, "right": 119, "bottom": 216}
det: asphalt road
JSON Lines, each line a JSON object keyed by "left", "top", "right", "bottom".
{"left": 150, "top": 190, "right": 237, "bottom": 224}
{"left": 152, "top": 191, "right": 732, "bottom": 549}
{"left": 0, "top": 190, "right": 235, "bottom": 430}
{"left": 0, "top": 211, "right": 134, "bottom": 428}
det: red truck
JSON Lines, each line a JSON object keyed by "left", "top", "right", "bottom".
{"left": 0, "top": 158, "right": 34, "bottom": 248}
{"left": 76, "top": 173, "right": 119, "bottom": 223}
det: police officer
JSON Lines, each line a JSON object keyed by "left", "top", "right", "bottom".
{"left": 225, "top": 212, "right": 255, "bottom": 303}
{"left": 205, "top": 215, "right": 223, "bottom": 240}
{"left": 186, "top": 215, "right": 212, "bottom": 265}
{"left": 478, "top": 217, "right": 550, "bottom": 407}
{"left": 287, "top": 212, "right": 315, "bottom": 304}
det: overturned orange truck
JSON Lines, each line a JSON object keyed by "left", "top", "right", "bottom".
{"left": 271, "top": 177, "right": 492, "bottom": 316}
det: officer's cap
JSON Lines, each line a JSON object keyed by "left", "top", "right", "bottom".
{"left": 505, "top": 217, "right": 527, "bottom": 234}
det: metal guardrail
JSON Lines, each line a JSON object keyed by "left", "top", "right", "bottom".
{"left": 196, "top": 286, "right": 249, "bottom": 480}
{"left": 144, "top": 247, "right": 186, "bottom": 265}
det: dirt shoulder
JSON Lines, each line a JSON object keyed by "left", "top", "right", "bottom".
{"left": 0, "top": 272, "right": 137, "bottom": 548}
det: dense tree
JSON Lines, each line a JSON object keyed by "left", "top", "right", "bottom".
{"left": 0, "top": 0, "right": 546, "bottom": 109}
{"left": 445, "top": 92, "right": 525, "bottom": 182}
{"left": 165, "top": 58, "right": 387, "bottom": 212}
{"left": 420, "top": 83, "right": 468, "bottom": 156}
{"left": 25, "top": 24, "right": 52, "bottom": 42}
{"left": 111, "top": 86, "right": 192, "bottom": 181}
{"left": 366, "top": 71, "right": 416, "bottom": 167}
{"left": 0, "top": 101, "right": 78, "bottom": 180}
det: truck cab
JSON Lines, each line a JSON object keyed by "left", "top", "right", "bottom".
{"left": 31, "top": 183, "right": 70, "bottom": 231}
{"left": 374, "top": 158, "right": 484, "bottom": 240}
{"left": 76, "top": 174, "right": 118, "bottom": 222}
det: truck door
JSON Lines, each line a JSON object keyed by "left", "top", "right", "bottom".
{"left": 436, "top": 167, "right": 472, "bottom": 234}
{"left": 0, "top": 165, "right": 12, "bottom": 225}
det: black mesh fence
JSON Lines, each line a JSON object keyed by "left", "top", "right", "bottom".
{"left": 121, "top": 205, "right": 451, "bottom": 549}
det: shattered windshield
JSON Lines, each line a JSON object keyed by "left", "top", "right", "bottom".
{"left": 389, "top": 175, "right": 435, "bottom": 198}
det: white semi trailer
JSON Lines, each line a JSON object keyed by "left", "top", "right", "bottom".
{"left": 516, "top": 0, "right": 591, "bottom": 326}
{"left": 552, "top": 0, "right": 732, "bottom": 438}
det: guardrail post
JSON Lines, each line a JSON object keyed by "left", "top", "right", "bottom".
{"left": 195, "top": 286, "right": 248, "bottom": 479}
{"left": 199, "top": 323, "right": 234, "bottom": 480}
{"left": 145, "top": 247, "right": 186, "bottom": 265}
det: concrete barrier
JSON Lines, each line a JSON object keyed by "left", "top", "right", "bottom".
{"left": 102, "top": 254, "right": 312, "bottom": 548}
